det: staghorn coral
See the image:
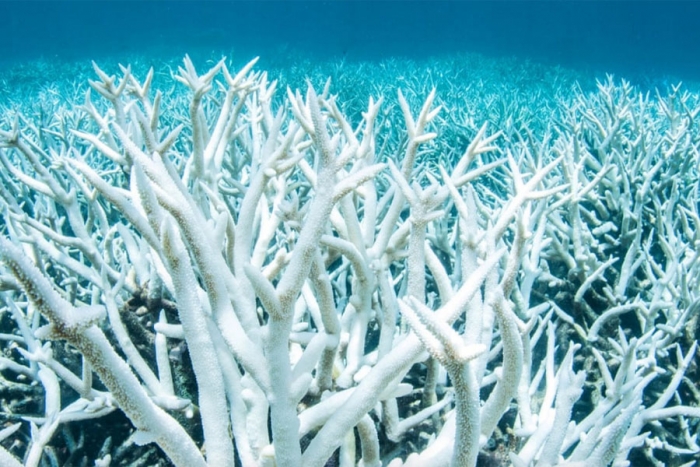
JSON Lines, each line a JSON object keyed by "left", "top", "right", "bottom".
{"left": 0, "top": 56, "right": 699, "bottom": 467}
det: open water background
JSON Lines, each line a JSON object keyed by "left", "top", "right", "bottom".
{"left": 0, "top": 1, "right": 697, "bottom": 83}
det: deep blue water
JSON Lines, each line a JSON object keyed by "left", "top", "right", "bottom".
{"left": 1, "top": 1, "right": 698, "bottom": 82}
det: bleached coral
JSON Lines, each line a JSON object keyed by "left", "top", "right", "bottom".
{"left": 0, "top": 56, "right": 699, "bottom": 467}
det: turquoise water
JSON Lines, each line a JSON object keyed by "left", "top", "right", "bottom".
{"left": 1, "top": 1, "right": 698, "bottom": 81}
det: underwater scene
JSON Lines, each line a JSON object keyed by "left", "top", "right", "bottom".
{"left": 0, "top": 1, "right": 699, "bottom": 466}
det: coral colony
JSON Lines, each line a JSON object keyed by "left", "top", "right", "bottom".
{"left": 1, "top": 55, "right": 699, "bottom": 467}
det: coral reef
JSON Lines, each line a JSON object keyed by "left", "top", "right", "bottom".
{"left": 0, "top": 56, "right": 699, "bottom": 467}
